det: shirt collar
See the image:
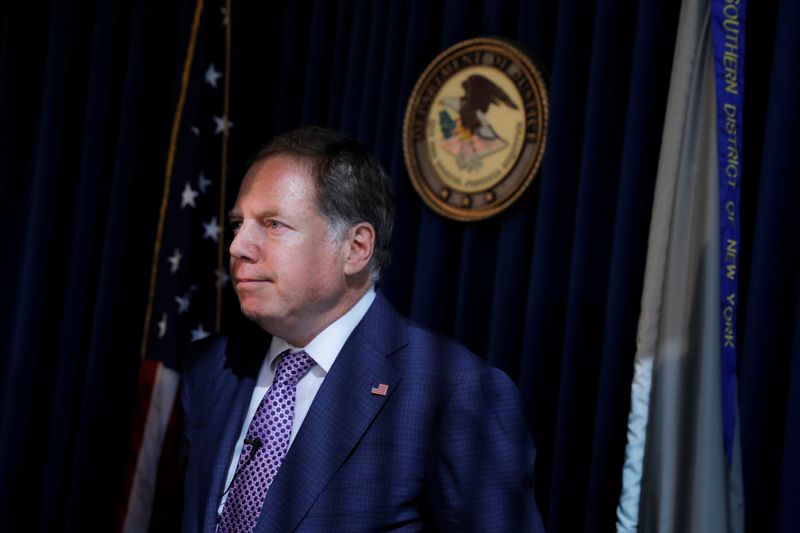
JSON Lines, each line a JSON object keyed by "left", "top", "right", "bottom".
{"left": 265, "top": 286, "right": 376, "bottom": 374}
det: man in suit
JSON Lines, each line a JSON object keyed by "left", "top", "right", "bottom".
{"left": 181, "top": 125, "right": 545, "bottom": 532}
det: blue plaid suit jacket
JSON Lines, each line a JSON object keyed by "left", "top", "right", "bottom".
{"left": 181, "top": 292, "right": 545, "bottom": 532}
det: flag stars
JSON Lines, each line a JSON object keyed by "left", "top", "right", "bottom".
{"left": 167, "top": 248, "right": 183, "bottom": 274}
{"left": 204, "top": 63, "right": 223, "bottom": 89}
{"left": 198, "top": 172, "right": 212, "bottom": 194}
{"left": 157, "top": 313, "right": 168, "bottom": 339}
{"left": 191, "top": 323, "right": 210, "bottom": 342}
{"left": 203, "top": 217, "right": 221, "bottom": 242}
{"left": 191, "top": 125, "right": 200, "bottom": 136}
{"left": 220, "top": 6, "right": 229, "bottom": 25}
{"left": 215, "top": 268, "right": 231, "bottom": 288}
{"left": 181, "top": 182, "right": 199, "bottom": 208}
{"left": 175, "top": 287, "right": 197, "bottom": 314}
{"left": 175, "top": 294, "right": 191, "bottom": 314}
{"left": 213, "top": 115, "right": 234, "bottom": 135}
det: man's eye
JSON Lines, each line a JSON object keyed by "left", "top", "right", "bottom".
{"left": 267, "top": 220, "right": 283, "bottom": 230}
{"left": 230, "top": 220, "right": 242, "bottom": 233}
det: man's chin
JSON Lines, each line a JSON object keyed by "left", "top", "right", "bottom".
{"left": 239, "top": 304, "right": 279, "bottom": 329}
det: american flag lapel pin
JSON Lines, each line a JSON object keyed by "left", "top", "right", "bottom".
{"left": 371, "top": 382, "right": 389, "bottom": 396}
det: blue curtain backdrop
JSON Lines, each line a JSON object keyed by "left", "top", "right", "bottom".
{"left": 0, "top": 0, "right": 797, "bottom": 531}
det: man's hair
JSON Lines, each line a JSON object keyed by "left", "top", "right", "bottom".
{"left": 247, "top": 125, "right": 395, "bottom": 279}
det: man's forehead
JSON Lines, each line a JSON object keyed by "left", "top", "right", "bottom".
{"left": 231, "top": 155, "right": 320, "bottom": 216}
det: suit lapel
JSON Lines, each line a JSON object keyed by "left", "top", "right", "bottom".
{"left": 199, "top": 372, "right": 256, "bottom": 530}
{"left": 197, "top": 332, "right": 267, "bottom": 531}
{"left": 256, "top": 293, "right": 408, "bottom": 532}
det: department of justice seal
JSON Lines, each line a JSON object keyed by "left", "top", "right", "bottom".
{"left": 403, "top": 37, "right": 548, "bottom": 221}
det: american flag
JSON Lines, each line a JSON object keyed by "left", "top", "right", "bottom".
{"left": 117, "top": 1, "right": 233, "bottom": 531}
{"left": 371, "top": 383, "right": 389, "bottom": 396}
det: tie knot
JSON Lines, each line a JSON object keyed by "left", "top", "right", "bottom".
{"left": 274, "top": 350, "right": 315, "bottom": 387}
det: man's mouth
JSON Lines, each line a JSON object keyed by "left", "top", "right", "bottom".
{"left": 234, "top": 277, "right": 272, "bottom": 286}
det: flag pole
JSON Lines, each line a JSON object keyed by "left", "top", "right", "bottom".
{"left": 216, "top": 0, "right": 232, "bottom": 332}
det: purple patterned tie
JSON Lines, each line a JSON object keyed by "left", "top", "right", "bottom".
{"left": 218, "top": 350, "right": 316, "bottom": 532}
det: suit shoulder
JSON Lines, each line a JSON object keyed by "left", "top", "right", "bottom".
{"left": 365, "top": 293, "right": 517, "bottom": 389}
{"left": 402, "top": 319, "right": 511, "bottom": 385}
{"left": 183, "top": 334, "right": 227, "bottom": 378}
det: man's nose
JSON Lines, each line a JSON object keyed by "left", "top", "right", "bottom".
{"left": 229, "top": 222, "right": 259, "bottom": 262}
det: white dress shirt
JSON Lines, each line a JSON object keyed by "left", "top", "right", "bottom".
{"left": 218, "top": 287, "right": 376, "bottom": 516}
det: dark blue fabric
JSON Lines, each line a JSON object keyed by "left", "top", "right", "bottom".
{"left": 583, "top": 0, "right": 681, "bottom": 527}
{"left": 0, "top": 0, "right": 798, "bottom": 531}
{"left": 739, "top": 0, "right": 800, "bottom": 531}
{"left": 0, "top": 0, "right": 189, "bottom": 530}
{"left": 777, "top": 287, "right": 800, "bottom": 532}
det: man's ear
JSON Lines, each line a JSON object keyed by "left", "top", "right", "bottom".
{"left": 343, "top": 222, "right": 375, "bottom": 276}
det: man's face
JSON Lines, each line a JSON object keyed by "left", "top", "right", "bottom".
{"left": 228, "top": 155, "right": 351, "bottom": 345}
